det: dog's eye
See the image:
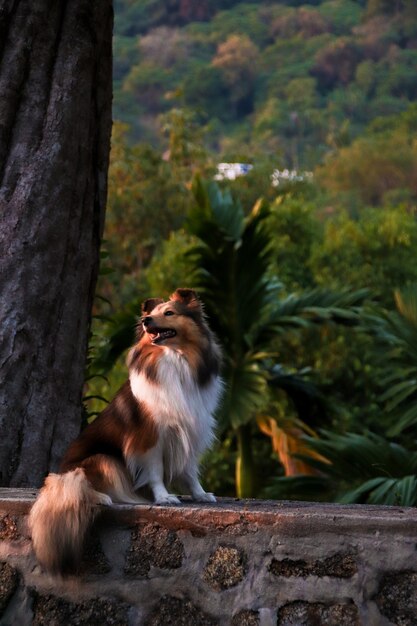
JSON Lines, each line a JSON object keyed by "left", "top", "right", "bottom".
{"left": 164, "top": 310, "right": 175, "bottom": 316}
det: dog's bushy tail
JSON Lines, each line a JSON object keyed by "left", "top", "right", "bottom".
{"left": 29, "top": 468, "right": 110, "bottom": 574}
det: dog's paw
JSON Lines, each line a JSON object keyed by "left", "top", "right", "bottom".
{"left": 95, "top": 492, "right": 113, "bottom": 506}
{"left": 155, "top": 494, "right": 181, "bottom": 506}
{"left": 193, "top": 492, "right": 216, "bottom": 503}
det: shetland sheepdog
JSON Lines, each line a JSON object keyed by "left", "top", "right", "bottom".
{"left": 29, "top": 288, "right": 222, "bottom": 573}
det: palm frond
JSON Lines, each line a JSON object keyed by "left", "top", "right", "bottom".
{"left": 395, "top": 286, "right": 417, "bottom": 326}
{"left": 263, "top": 475, "right": 334, "bottom": 502}
{"left": 267, "top": 364, "right": 329, "bottom": 426}
{"left": 218, "top": 355, "right": 269, "bottom": 430}
{"left": 258, "top": 414, "right": 328, "bottom": 478}
{"left": 254, "top": 288, "right": 369, "bottom": 348}
{"left": 361, "top": 285, "right": 417, "bottom": 434}
{"left": 386, "top": 401, "right": 417, "bottom": 437}
{"left": 264, "top": 431, "right": 417, "bottom": 506}
{"left": 341, "top": 475, "right": 417, "bottom": 507}
{"left": 89, "top": 305, "right": 139, "bottom": 374}
{"left": 301, "top": 430, "right": 417, "bottom": 479}
{"left": 187, "top": 179, "right": 277, "bottom": 347}
{"left": 275, "top": 288, "right": 368, "bottom": 324}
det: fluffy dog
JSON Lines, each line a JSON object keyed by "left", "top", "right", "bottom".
{"left": 29, "top": 288, "right": 222, "bottom": 573}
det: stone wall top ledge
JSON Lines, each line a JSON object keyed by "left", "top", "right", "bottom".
{"left": 1, "top": 488, "right": 417, "bottom": 535}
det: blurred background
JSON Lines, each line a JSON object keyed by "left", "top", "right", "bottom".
{"left": 86, "top": 0, "right": 417, "bottom": 505}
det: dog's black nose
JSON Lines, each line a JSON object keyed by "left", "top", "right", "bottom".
{"left": 143, "top": 316, "right": 152, "bottom": 327}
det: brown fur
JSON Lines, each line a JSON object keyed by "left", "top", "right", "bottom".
{"left": 60, "top": 381, "right": 158, "bottom": 474}
{"left": 130, "top": 290, "right": 219, "bottom": 386}
{"left": 29, "top": 288, "right": 221, "bottom": 574}
{"left": 29, "top": 469, "right": 109, "bottom": 574}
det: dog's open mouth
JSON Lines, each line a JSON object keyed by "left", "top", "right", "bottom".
{"left": 146, "top": 327, "right": 177, "bottom": 344}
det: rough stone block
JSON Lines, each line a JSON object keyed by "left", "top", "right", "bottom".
{"left": 125, "top": 523, "right": 184, "bottom": 577}
{"left": 32, "top": 593, "right": 130, "bottom": 626}
{"left": 277, "top": 600, "right": 359, "bottom": 625}
{"left": 145, "top": 595, "right": 218, "bottom": 625}
{"left": 0, "top": 515, "right": 20, "bottom": 541}
{"left": 70, "top": 530, "right": 112, "bottom": 577}
{"left": 0, "top": 562, "right": 19, "bottom": 616}
{"left": 203, "top": 545, "right": 246, "bottom": 591}
{"left": 375, "top": 570, "right": 417, "bottom": 626}
{"left": 269, "top": 552, "right": 357, "bottom": 578}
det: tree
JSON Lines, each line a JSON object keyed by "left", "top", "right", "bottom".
{"left": 270, "top": 7, "right": 330, "bottom": 40}
{"left": 212, "top": 34, "right": 259, "bottom": 115}
{"left": 266, "top": 431, "right": 417, "bottom": 507}
{"left": 317, "top": 130, "right": 417, "bottom": 207}
{"left": 101, "top": 122, "right": 190, "bottom": 307}
{"left": 186, "top": 179, "right": 366, "bottom": 497}
{"left": 362, "top": 286, "right": 417, "bottom": 437}
{"left": 312, "top": 38, "right": 363, "bottom": 91}
{"left": 265, "top": 286, "right": 417, "bottom": 507}
{"left": 100, "top": 111, "right": 213, "bottom": 306}
{"left": 0, "top": 1, "right": 113, "bottom": 487}
{"left": 310, "top": 207, "right": 417, "bottom": 304}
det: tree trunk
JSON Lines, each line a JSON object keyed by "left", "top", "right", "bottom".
{"left": 0, "top": 0, "right": 113, "bottom": 487}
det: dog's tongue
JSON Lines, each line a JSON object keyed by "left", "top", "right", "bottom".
{"left": 147, "top": 327, "right": 177, "bottom": 343}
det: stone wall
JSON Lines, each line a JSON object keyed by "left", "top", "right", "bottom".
{"left": 1, "top": 488, "right": 417, "bottom": 625}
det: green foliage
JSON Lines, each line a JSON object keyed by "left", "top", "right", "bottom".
{"left": 266, "top": 431, "right": 417, "bottom": 506}
{"left": 113, "top": 0, "right": 417, "bottom": 168}
{"left": 267, "top": 285, "right": 417, "bottom": 506}
{"left": 187, "top": 179, "right": 275, "bottom": 431}
{"left": 212, "top": 34, "right": 260, "bottom": 114}
{"left": 87, "top": 0, "right": 417, "bottom": 504}
{"left": 362, "top": 286, "right": 417, "bottom": 436}
{"left": 89, "top": 303, "right": 139, "bottom": 376}
{"left": 268, "top": 197, "right": 322, "bottom": 291}
{"left": 312, "top": 37, "right": 363, "bottom": 92}
{"left": 181, "top": 65, "right": 231, "bottom": 121}
{"left": 160, "top": 108, "right": 209, "bottom": 173}
{"left": 145, "top": 230, "right": 197, "bottom": 297}
{"left": 99, "top": 115, "right": 214, "bottom": 307}
{"left": 101, "top": 124, "right": 186, "bottom": 303}
{"left": 184, "top": 179, "right": 369, "bottom": 497}
{"left": 317, "top": 127, "right": 417, "bottom": 208}
{"left": 317, "top": 1, "right": 363, "bottom": 34}
{"left": 310, "top": 208, "right": 417, "bottom": 304}
{"left": 114, "top": 0, "right": 160, "bottom": 36}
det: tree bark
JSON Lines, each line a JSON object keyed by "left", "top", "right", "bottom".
{"left": 0, "top": 0, "right": 113, "bottom": 486}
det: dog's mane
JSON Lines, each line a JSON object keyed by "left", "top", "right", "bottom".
{"left": 128, "top": 329, "right": 220, "bottom": 386}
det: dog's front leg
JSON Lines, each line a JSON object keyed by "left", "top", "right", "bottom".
{"left": 180, "top": 460, "right": 216, "bottom": 503}
{"left": 143, "top": 444, "right": 181, "bottom": 505}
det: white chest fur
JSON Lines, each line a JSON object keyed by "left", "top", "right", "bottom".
{"left": 129, "top": 350, "right": 222, "bottom": 480}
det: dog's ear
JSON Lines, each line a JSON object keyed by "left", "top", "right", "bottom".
{"left": 142, "top": 298, "right": 164, "bottom": 314}
{"left": 170, "top": 288, "right": 201, "bottom": 311}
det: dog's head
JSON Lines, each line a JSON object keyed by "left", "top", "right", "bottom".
{"left": 140, "top": 288, "right": 206, "bottom": 348}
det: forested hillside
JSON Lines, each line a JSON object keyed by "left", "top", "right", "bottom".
{"left": 87, "top": 0, "right": 417, "bottom": 503}
{"left": 114, "top": 0, "right": 417, "bottom": 169}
